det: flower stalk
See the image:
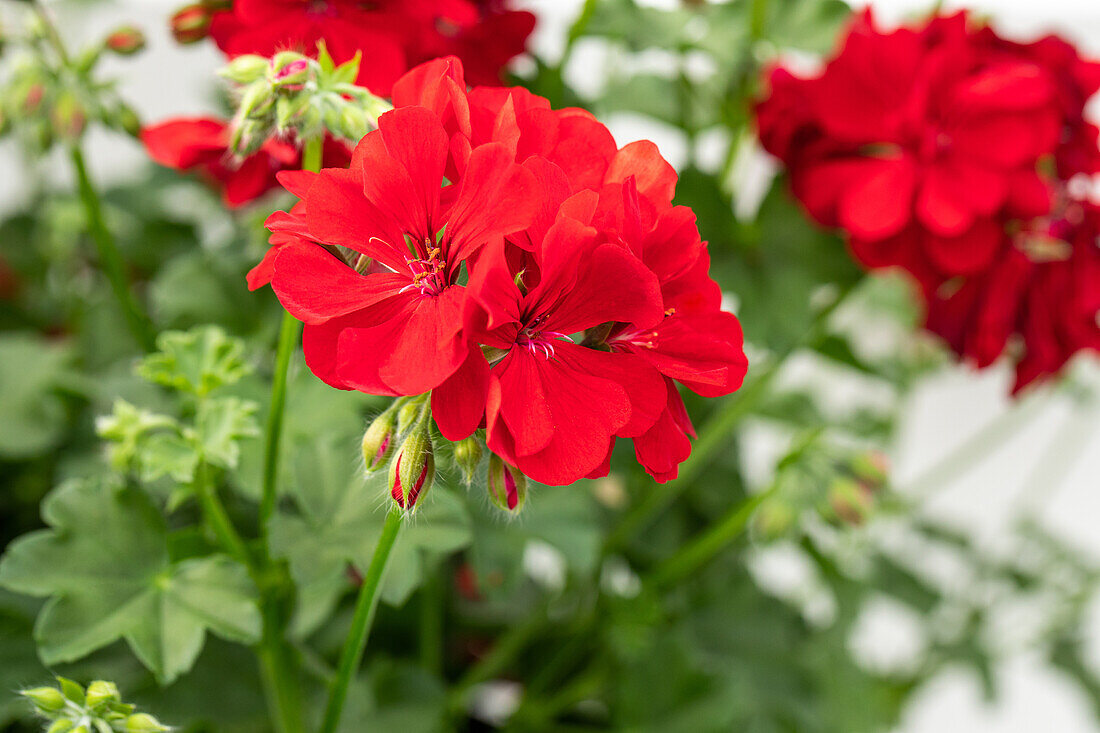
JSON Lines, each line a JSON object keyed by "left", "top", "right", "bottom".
{"left": 319, "top": 505, "right": 404, "bottom": 733}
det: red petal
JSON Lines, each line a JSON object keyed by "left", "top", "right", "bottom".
{"left": 432, "top": 345, "right": 490, "bottom": 441}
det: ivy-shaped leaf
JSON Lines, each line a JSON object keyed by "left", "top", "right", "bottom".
{"left": 195, "top": 397, "right": 260, "bottom": 470}
{"left": 137, "top": 326, "right": 250, "bottom": 397}
{"left": 96, "top": 399, "right": 179, "bottom": 473}
{"left": 269, "top": 439, "right": 472, "bottom": 637}
{"left": 0, "top": 479, "right": 262, "bottom": 684}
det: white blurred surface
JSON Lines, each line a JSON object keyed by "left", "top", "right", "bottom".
{"left": 2, "top": 1, "right": 1099, "bottom": 731}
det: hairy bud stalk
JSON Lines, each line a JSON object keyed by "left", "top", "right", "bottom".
{"left": 488, "top": 454, "right": 527, "bottom": 512}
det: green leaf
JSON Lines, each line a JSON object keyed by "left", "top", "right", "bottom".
{"left": 0, "top": 479, "right": 261, "bottom": 683}
{"left": 96, "top": 399, "right": 180, "bottom": 473}
{"left": 195, "top": 396, "right": 260, "bottom": 470}
{"left": 0, "top": 333, "right": 76, "bottom": 459}
{"left": 137, "top": 326, "right": 251, "bottom": 397}
{"left": 269, "top": 442, "right": 472, "bottom": 636}
{"left": 140, "top": 432, "right": 200, "bottom": 484}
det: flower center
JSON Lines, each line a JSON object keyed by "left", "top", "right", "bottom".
{"left": 516, "top": 314, "right": 572, "bottom": 358}
{"left": 402, "top": 247, "right": 448, "bottom": 296}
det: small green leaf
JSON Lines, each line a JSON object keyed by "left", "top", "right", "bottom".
{"left": 140, "top": 433, "right": 200, "bottom": 483}
{"left": 0, "top": 479, "right": 261, "bottom": 683}
{"left": 137, "top": 326, "right": 250, "bottom": 397}
{"left": 96, "top": 399, "right": 179, "bottom": 473}
{"left": 195, "top": 397, "right": 260, "bottom": 470}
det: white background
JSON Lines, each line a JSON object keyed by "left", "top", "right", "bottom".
{"left": 2, "top": 1, "right": 1099, "bottom": 731}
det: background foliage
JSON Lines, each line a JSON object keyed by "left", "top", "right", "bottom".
{"left": 0, "top": 0, "right": 1098, "bottom": 731}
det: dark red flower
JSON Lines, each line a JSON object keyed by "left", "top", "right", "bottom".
{"left": 141, "top": 117, "right": 351, "bottom": 209}
{"left": 205, "top": 0, "right": 533, "bottom": 95}
{"left": 926, "top": 195, "right": 1100, "bottom": 392}
{"left": 757, "top": 10, "right": 1063, "bottom": 282}
{"left": 267, "top": 105, "right": 539, "bottom": 397}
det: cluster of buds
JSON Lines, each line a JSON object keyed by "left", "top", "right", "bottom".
{"left": 220, "top": 43, "right": 392, "bottom": 157}
{"left": 21, "top": 678, "right": 169, "bottom": 733}
{"left": 361, "top": 399, "right": 528, "bottom": 515}
{"left": 169, "top": 1, "right": 229, "bottom": 45}
{"left": 362, "top": 397, "right": 436, "bottom": 513}
{"left": 755, "top": 441, "right": 890, "bottom": 540}
{"left": 0, "top": 14, "right": 143, "bottom": 151}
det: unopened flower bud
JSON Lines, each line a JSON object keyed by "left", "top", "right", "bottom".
{"left": 850, "top": 451, "right": 888, "bottom": 486}
{"left": 46, "top": 720, "right": 75, "bottom": 733}
{"left": 220, "top": 54, "right": 269, "bottom": 85}
{"left": 57, "top": 677, "right": 85, "bottom": 705}
{"left": 389, "top": 427, "right": 434, "bottom": 511}
{"left": 85, "top": 680, "right": 120, "bottom": 709}
{"left": 237, "top": 80, "right": 274, "bottom": 119}
{"left": 20, "top": 82, "right": 46, "bottom": 114}
{"left": 124, "top": 713, "right": 169, "bottom": 732}
{"left": 104, "top": 26, "right": 146, "bottom": 55}
{"left": 826, "top": 477, "right": 873, "bottom": 527}
{"left": 336, "top": 104, "right": 371, "bottom": 142}
{"left": 50, "top": 91, "right": 86, "bottom": 140}
{"left": 112, "top": 103, "right": 142, "bottom": 137}
{"left": 487, "top": 454, "right": 526, "bottom": 513}
{"left": 229, "top": 117, "right": 267, "bottom": 157}
{"left": 453, "top": 436, "right": 482, "bottom": 485}
{"left": 753, "top": 498, "right": 795, "bottom": 541}
{"left": 269, "top": 52, "right": 311, "bottom": 88}
{"left": 361, "top": 410, "right": 396, "bottom": 473}
{"left": 170, "top": 3, "right": 215, "bottom": 44}
{"left": 21, "top": 686, "right": 66, "bottom": 713}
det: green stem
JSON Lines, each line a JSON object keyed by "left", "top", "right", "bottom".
{"left": 70, "top": 142, "right": 156, "bottom": 352}
{"left": 195, "top": 461, "right": 253, "bottom": 568}
{"left": 319, "top": 506, "right": 404, "bottom": 733}
{"left": 749, "top": 0, "right": 771, "bottom": 42}
{"left": 258, "top": 620, "right": 306, "bottom": 733}
{"left": 259, "top": 135, "right": 323, "bottom": 529}
{"left": 645, "top": 485, "right": 776, "bottom": 589}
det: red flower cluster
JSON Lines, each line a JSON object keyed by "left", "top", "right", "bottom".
{"left": 205, "top": 0, "right": 535, "bottom": 95}
{"left": 255, "top": 58, "right": 747, "bottom": 486}
{"left": 757, "top": 10, "right": 1100, "bottom": 391}
{"left": 141, "top": 118, "right": 350, "bottom": 209}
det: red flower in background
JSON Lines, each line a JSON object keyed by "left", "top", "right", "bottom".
{"left": 141, "top": 117, "right": 350, "bottom": 208}
{"left": 757, "top": 9, "right": 1099, "bottom": 390}
{"left": 204, "top": 0, "right": 534, "bottom": 95}
{"left": 926, "top": 194, "right": 1100, "bottom": 392}
{"left": 257, "top": 58, "right": 748, "bottom": 485}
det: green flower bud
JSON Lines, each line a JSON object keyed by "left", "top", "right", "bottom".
{"left": 487, "top": 454, "right": 527, "bottom": 513}
{"left": 50, "top": 91, "right": 87, "bottom": 140}
{"left": 229, "top": 118, "right": 268, "bottom": 157}
{"left": 21, "top": 686, "right": 66, "bottom": 713}
{"left": 388, "top": 425, "right": 434, "bottom": 511}
{"left": 336, "top": 103, "right": 371, "bottom": 142}
{"left": 396, "top": 401, "right": 421, "bottom": 434}
{"left": 237, "top": 80, "right": 274, "bottom": 120}
{"left": 269, "top": 52, "right": 311, "bottom": 88}
{"left": 85, "top": 681, "right": 120, "bottom": 710}
{"left": 753, "top": 497, "right": 795, "bottom": 541}
{"left": 453, "top": 436, "right": 483, "bottom": 486}
{"left": 826, "top": 477, "right": 873, "bottom": 527}
{"left": 220, "top": 54, "right": 269, "bottom": 85}
{"left": 112, "top": 103, "right": 142, "bottom": 137}
{"left": 124, "top": 713, "right": 169, "bottom": 732}
{"left": 46, "top": 720, "right": 75, "bottom": 733}
{"left": 361, "top": 410, "right": 396, "bottom": 473}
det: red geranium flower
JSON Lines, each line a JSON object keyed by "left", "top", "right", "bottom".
{"left": 446, "top": 213, "right": 668, "bottom": 486}
{"left": 926, "top": 194, "right": 1100, "bottom": 392}
{"left": 757, "top": 10, "right": 1063, "bottom": 281}
{"left": 206, "top": 0, "right": 534, "bottom": 96}
{"left": 141, "top": 117, "right": 297, "bottom": 208}
{"left": 141, "top": 117, "right": 351, "bottom": 209}
{"left": 266, "top": 105, "right": 538, "bottom": 397}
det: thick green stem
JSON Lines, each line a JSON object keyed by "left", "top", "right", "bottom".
{"left": 319, "top": 507, "right": 404, "bottom": 733}
{"left": 70, "top": 140, "right": 156, "bottom": 351}
{"left": 259, "top": 135, "right": 323, "bottom": 529}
